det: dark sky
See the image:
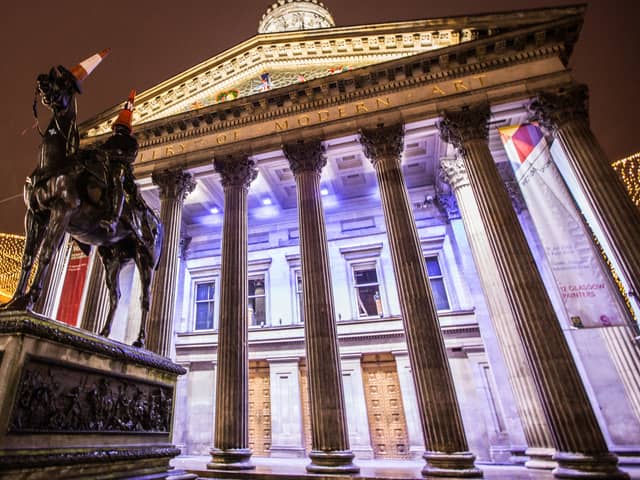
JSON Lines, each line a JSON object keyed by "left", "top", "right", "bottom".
{"left": 1, "top": 0, "right": 638, "bottom": 235}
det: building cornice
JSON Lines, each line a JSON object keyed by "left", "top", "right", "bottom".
{"left": 81, "top": 13, "right": 582, "bottom": 178}
{"left": 79, "top": 5, "right": 584, "bottom": 137}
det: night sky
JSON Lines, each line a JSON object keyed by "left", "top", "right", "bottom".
{"left": 1, "top": 0, "right": 638, "bottom": 235}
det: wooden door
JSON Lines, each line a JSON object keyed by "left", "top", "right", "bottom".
{"left": 248, "top": 360, "right": 271, "bottom": 455}
{"left": 362, "top": 353, "right": 410, "bottom": 459}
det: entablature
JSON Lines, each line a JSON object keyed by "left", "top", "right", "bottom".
{"left": 79, "top": 13, "right": 580, "bottom": 179}
{"left": 79, "top": 5, "right": 584, "bottom": 138}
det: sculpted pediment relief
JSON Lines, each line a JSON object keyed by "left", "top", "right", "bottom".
{"left": 79, "top": 5, "right": 584, "bottom": 138}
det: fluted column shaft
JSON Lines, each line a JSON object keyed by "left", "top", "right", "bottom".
{"left": 147, "top": 170, "right": 195, "bottom": 357}
{"left": 439, "top": 105, "right": 627, "bottom": 480}
{"left": 359, "top": 125, "right": 481, "bottom": 478}
{"left": 209, "top": 155, "right": 257, "bottom": 470}
{"left": 530, "top": 84, "right": 640, "bottom": 306}
{"left": 34, "top": 234, "right": 71, "bottom": 317}
{"left": 283, "top": 141, "right": 358, "bottom": 474}
{"left": 79, "top": 250, "right": 110, "bottom": 334}
{"left": 441, "top": 156, "right": 555, "bottom": 469}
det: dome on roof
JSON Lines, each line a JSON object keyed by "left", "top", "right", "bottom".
{"left": 258, "top": 0, "right": 335, "bottom": 34}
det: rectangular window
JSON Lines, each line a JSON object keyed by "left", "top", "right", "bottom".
{"left": 426, "top": 256, "right": 450, "bottom": 311}
{"left": 248, "top": 275, "right": 266, "bottom": 327}
{"left": 295, "top": 270, "right": 304, "bottom": 324}
{"left": 353, "top": 264, "right": 382, "bottom": 317}
{"left": 195, "top": 281, "right": 215, "bottom": 330}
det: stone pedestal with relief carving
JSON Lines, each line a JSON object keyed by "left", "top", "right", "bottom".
{"left": 0, "top": 310, "right": 187, "bottom": 479}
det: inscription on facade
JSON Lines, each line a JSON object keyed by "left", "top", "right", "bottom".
{"left": 137, "top": 73, "right": 491, "bottom": 164}
{"left": 9, "top": 359, "right": 173, "bottom": 434}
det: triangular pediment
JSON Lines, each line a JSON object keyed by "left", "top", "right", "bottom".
{"left": 81, "top": 4, "right": 584, "bottom": 137}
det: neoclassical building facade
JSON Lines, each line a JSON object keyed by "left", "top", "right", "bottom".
{"left": 36, "top": 2, "right": 640, "bottom": 478}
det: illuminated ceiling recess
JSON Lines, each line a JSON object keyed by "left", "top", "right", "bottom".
{"left": 258, "top": 0, "right": 336, "bottom": 33}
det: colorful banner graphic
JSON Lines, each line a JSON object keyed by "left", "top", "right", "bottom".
{"left": 499, "top": 124, "right": 627, "bottom": 328}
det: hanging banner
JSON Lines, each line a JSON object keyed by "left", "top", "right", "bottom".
{"left": 499, "top": 123, "right": 626, "bottom": 328}
{"left": 56, "top": 244, "right": 89, "bottom": 326}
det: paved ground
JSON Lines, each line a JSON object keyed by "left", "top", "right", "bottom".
{"left": 172, "top": 455, "right": 640, "bottom": 479}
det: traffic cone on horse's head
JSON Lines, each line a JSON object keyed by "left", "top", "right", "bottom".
{"left": 113, "top": 90, "right": 135, "bottom": 133}
{"left": 64, "top": 48, "right": 111, "bottom": 92}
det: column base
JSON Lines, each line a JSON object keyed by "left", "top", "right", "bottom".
{"left": 525, "top": 447, "right": 557, "bottom": 470}
{"left": 306, "top": 449, "right": 360, "bottom": 473}
{"left": 422, "top": 451, "right": 483, "bottom": 478}
{"left": 552, "top": 451, "right": 629, "bottom": 479}
{"left": 207, "top": 448, "right": 255, "bottom": 470}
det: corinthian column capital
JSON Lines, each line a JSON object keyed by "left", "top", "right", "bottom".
{"left": 282, "top": 140, "right": 326, "bottom": 175}
{"left": 438, "top": 104, "right": 490, "bottom": 155}
{"left": 152, "top": 169, "right": 196, "bottom": 201}
{"left": 214, "top": 154, "right": 258, "bottom": 188}
{"left": 358, "top": 123, "right": 404, "bottom": 166}
{"left": 440, "top": 156, "right": 469, "bottom": 191}
{"left": 528, "top": 84, "right": 589, "bottom": 134}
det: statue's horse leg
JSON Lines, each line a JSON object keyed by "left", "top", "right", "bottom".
{"left": 26, "top": 205, "right": 72, "bottom": 308}
{"left": 132, "top": 247, "right": 154, "bottom": 348}
{"left": 98, "top": 246, "right": 122, "bottom": 338}
{"left": 1, "top": 208, "right": 46, "bottom": 310}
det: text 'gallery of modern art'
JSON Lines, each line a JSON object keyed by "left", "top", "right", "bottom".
{"left": 8, "top": 1, "right": 640, "bottom": 478}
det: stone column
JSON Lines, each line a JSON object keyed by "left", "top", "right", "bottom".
{"left": 79, "top": 250, "right": 110, "bottom": 334}
{"left": 440, "top": 155, "right": 556, "bottom": 469}
{"left": 529, "top": 84, "right": 640, "bottom": 307}
{"left": 438, "top": 104, "right": 628, "bottom": 480}
{"left": 359, "top": 125, "right": 481, "bottom": 478}
{"left": 282, "top": 140, "right": 359, "bottom": 474}
{"left": 208, "top": 154, "right": 257, "bottom": 470}
{"left": 147, "top": 170, "right": 195, "bottom": 357}
{"left": 34, "top": 234, "right": 71, "bottom": 317}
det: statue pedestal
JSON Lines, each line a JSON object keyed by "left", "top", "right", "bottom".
{"left": 0, "top": 310, "right": 186, "bottom": 479}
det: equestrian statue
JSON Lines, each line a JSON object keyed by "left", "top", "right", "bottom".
{"left": 1, "top": 50, "right": 163, "bottom": 348}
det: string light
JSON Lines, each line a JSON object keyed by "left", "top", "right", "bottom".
{"left": 612, "top": 152, "right": 640, "bottom": 207}
{"left": 0, "top": 233, "right": 37, "bottom": 302}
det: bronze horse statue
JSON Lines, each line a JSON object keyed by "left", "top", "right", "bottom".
{"left": 1, "top": 54, "right": 162, "bottom": 348}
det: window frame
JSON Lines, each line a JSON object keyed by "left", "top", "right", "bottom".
{"left": 293, "top": 268, "right": 304, "bottom": 324}
{"left": 194, "top": 280, "right": 217, "bottom": 331}
{"left": 424, "top": 254, "right": 451, "bottom": 312}
{"left": 247, "top": 258, "right": 272, "bottom": 329}
{"left": 187, "top": 266, "right": 221, "bottom": 332}
{"left": 248, "top": 273, "right": 268, "bottom": 328}
{"left": 339, "top": 243, "right": 387, "bottom": 321}
{"left": 351, "top": 261, "right": 383, "bottom": 318}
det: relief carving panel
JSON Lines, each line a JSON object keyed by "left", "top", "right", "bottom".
{"left": 9, "top": 358, "right": 173, "bottom": 434}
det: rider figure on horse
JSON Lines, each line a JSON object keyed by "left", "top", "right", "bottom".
{"left": 3, "top": 50, "right": 162, "bottom": 347}
{"left": 99, "top": 90, "right": 145, "bottom": 237}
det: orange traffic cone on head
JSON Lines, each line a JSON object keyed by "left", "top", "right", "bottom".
{"left": 113, "top": 90, "right": 136, "bottom": 132}
{"left": 64, "top": 48, "right": 111, "bottom": 92}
